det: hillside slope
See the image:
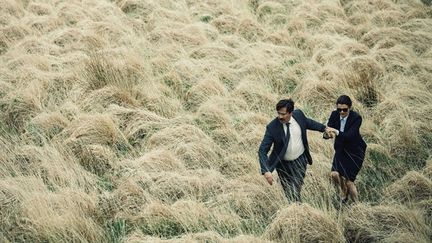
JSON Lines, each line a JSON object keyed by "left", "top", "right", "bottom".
{"left": 1, "top": 0, "right": 431, "bottom": 242}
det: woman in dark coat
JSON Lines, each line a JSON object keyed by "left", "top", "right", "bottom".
{"left": 324, "top": 95, "right": 367, "bottom": 203}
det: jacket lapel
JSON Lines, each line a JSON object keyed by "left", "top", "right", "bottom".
{"left": 333, "top": 112, "right": 341, "bottom": 130}
{"left": 278, "top": 121, "right": 287, "bottom": 143}
{"left": 344, "top": 112, "right": 353, "bottom": 130}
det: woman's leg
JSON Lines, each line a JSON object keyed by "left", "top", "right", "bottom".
{"left": 346, "top": 180, "right": 358, "bottom": 202}
{"left": 330, "top": 171, "right": 347, "bottom": 198}
{"left": 340, "top": 176, "right": 347, "bottom": 199}
{"left": 330, "top": 171, "right": 340, "bottom": 186}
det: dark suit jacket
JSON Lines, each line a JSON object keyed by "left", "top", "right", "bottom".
{"left": 258, "top": 109, "right": 326, "bottom": 174}
{"left": 326, "top": 110, "right": 367, "bottom": 153}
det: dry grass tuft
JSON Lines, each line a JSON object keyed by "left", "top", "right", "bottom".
{"left": 340, "top": 56, "right": 383, "bottom": 107}
{"left": 381, "top": 231, "right": 431, "bottom": 243}
{"left": 79, "top": 144, "right": 116, "bottom": 176}
{"left": 134, "top": 81, "right": 183, "bottom": 117}
{"left": 383, "top": 170, "right": 432, "bottom": 227}
{"left": 190, "top": 44, "right": 239, "bottom": 63}
{"left": 133, "top": 201, "right": 205, "bottom": 238}
{"left": 127, "top": 149, "right": 185, "bottom": 172}
{"left": 105, "top": 176, "right": 153, "bottom": 217}
{"left": 225, "top": 234, "right": 272, "bottom": 243}
{"left": 215, "top": 176, "right": 285, "bottom": 229}
{"left": 63, "top": 115, "right": 126, "bottom": 147}
{"left": 115, "top": 0, "right": 155, "bottom": 19}
{"left": 257, "top": 1, "right": 286, "bottom": 21}
{"left": 79, "top": 86, "right": 139, "bottom": 112}
{"left": 80, "top": 52, "right": 142, "bottom": 92}
{"left": 124, "top": 230, "right": 222, "bottom": 243}
{"left": 25, "top": 112, "right": 69, "bottom": 141}
{"left": 195, "top": 101, "right": 231, "bottom": 131}
{"left": 107, "top": 105, "right": 169, "bottom": 149}
{"left": 423, "top": 158, "right": 432, "bottom": 178}
{"left": 384, "top": 171, "right": 432, "bottom": 203}
{"left": 232, "top": 80, "right": 276, "bottom": 113}
{"left": 0, "top": 178, "right": 105, "bottom": 242}
{"left": 147, "top": 124, "right": 223, "bottom": 169}
{"left": 19, "top": 189, "right": 104, "bottom": 242}
{"left": 219, "top": 153, "right": 258, "bottom": 178}
{"left": 235, "top": 112, "right": 270, "bottom": 151}
{"left": 1, "top": 87, "right": 43, "bottom": 132}
{"left": 27, "top": 2, "right": 52, "bottom": 16}
{"left": 194, "top": 101, "right": 239, "bottom": 147}
{"left": 302, "top": 161, "right": 336, "bottom": 210}
{"left": 212, "top": 15, "right": 239, "bottom": 35}
{"left": 361, "top": 27, "right": 432, "bottom": 54}
{"left": 0, "top": 177, "right": 47, "bottom": 240}
{"left": 296, "top": 76, "right": 340, "bottom": 112}
{"left": 0, "top": 24, "right": 30, "bottom": 54}
{"left": 374, "top": 45, "right": 417, "bottom": 75}
{"left": 343, "top": 204, "right": 431, "bottom": 243}
{"left": 185, "top": 76, "right": 227, "bottom": 110}
{"left": 11, "top": 144, "right": 98, "bottom": 190}
{"left": 264, "top": 203, "right": 344, "bottom": 243}
{"left": 148, "top": 170, "right": 227, "bottom": 203}
{"left": 61, "top": 115, "right": 128, "bottom": 174}
{"left": 237, "top": 18, "right": 265, "bottom": 42}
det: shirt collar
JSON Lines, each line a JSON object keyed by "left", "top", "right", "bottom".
{"left": 289, "top": 116, "right": 296, "bottom": 124}
{"left": 340, "top": 114, "right": 349, "bottom": 120}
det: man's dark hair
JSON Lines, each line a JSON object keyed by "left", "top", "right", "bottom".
{"left": 336, "top": 95, "right": 352, "bottom": 107}
{"left": 276, "top": 99, "right": 295, "bottom": 113}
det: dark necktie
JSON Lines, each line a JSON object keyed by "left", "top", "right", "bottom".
{"left": 285, "top": 122, "right": 291, "bottom": 141}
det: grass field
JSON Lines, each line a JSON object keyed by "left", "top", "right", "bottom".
{"left": 1, "top": 0, "right": 431, "bottom": 242}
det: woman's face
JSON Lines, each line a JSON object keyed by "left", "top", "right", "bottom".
{"left": 336, "top": 104, "right": 350, "bottom": 118}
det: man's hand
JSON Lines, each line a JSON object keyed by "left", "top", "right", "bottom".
{"left": 325, "top": 127, "right": 338, "bottom": 137}
{"left": 264, "top": 172, "right": 273, "bottom": 185}
{"left": 323, "top": 131, "right": 332, "bottom": 139}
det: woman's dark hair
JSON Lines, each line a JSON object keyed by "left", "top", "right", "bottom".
{"left": 276, "top": 99, "right": 294, "bottom": 113}
{"left": 336, "top": 95, "right": 352, "bottom": 107}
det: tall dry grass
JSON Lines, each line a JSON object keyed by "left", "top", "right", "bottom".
{"left": 0, "top": 0, "right": 431, "bottom": 242}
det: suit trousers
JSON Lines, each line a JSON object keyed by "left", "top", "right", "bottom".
{"left": 276, "top": 153, "right": 308, "bottom": 202}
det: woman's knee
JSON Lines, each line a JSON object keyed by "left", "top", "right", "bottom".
{"left": 330, "top": 171, "right": 340, "bottom": 180}
{"left": 346, "top": 180, "right": 356, "bottom": 188}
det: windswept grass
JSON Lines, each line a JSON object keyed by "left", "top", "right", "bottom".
{"left": 0, "top": 0, "right": 431, "bottom": 242}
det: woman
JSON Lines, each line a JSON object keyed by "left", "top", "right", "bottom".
{"left": 324, "top": 95, "right": 367, "bottom": 203}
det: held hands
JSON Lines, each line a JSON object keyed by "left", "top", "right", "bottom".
{"left": 324, "top": 127, "right": 338, "bottom": 139}
{"left": 264, "top": 172, "right": 273, "bottom": 185}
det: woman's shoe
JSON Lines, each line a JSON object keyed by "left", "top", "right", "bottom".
{"left": 341, "top": 197, "right": 349, "bottom": 204}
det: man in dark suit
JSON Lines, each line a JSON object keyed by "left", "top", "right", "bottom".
{"left": 324, "top": 95, "right": 367, "bottom": 203}
{"left": 258, "top": 98, "right": 328, "bottom": 202}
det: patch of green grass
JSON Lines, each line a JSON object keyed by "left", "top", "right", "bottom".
{"left": 239, "top": 218, "right": 267, "bottom": 236}
{"left": 200, "top": 15, "right": 212, "bottom": 23}
{"left": 139, "top": 218, "right": 185, "bottom": 238}
{"left": 283, "top": 58, "right": 298, "bottom": 67}
{"left": 357, "top": 149, "right": 401, "bottom": 203}
{"left": 98, "top": 175, "right": 115, "bottom": 192}
{"left": 115, "top": 141, "right": 132, "bottom": 157}
{"left": 106, "top": 218, "right": 132, "bottom": 243}
{"left": 267, "top": 67, "right": 297, "bottom": 95}
{"left": 219, "top": 75, "right": 237, "bottom": 91}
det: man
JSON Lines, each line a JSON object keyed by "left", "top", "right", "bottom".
{"left": 324, "top": 95, "right": 367, "bottom": 203}
{"left": 258, "top": 98, "right": 328, "bottom": 202}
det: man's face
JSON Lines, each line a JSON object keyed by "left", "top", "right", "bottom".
{"left": 277, "top": 107, "right": 291, "bottom": 123}
{"left": 336, "top": 104, "right": 350, "bottom": 118}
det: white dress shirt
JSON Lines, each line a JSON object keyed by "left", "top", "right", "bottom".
{"left": 283, "top": 117, "right": 305, "bottom": 161}
{"left": 340, "top": 114, "right": 349, "bottom": 132}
